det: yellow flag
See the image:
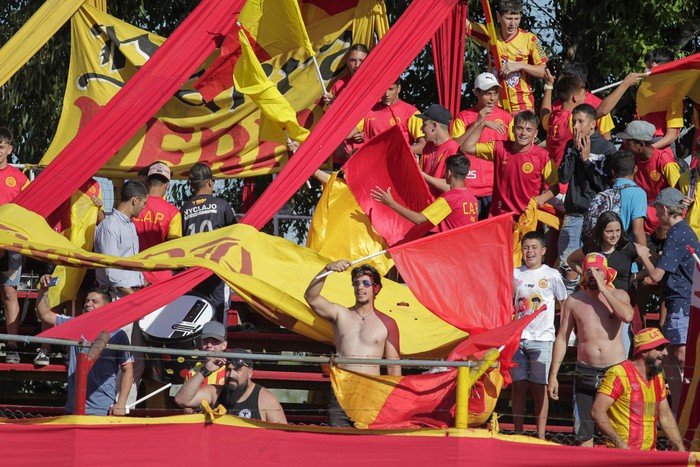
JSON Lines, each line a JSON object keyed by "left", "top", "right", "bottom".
{"left": 239, "top": 0, "right": 315, "bottom": 59}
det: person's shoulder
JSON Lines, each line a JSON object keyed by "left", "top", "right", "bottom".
{"left": 493, "top": 106, "right": 513, "bottom": 122}
{"left": 109, "top": 329, "right": 131, "bottom": 345}
{"left": 456, "top": 107, "right": 478, "bottom": 123}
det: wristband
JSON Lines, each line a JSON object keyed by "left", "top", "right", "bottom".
{"left": 199, "top": 366, "right": 213, "bottom": 378}
{"left": 543, "top": 84, "right": 554, "bottom": 91}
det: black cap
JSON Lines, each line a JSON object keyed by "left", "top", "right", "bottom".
{"left": 189, "top": 162, "right": 213, "bottom": 182}
{"left": 418, "top": 104, "right": 452, "bottom": 126}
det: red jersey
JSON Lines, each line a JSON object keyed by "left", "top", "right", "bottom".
{"left": 358, "top": 100, "right": 424, "bottom": 142}
{"left": 544, "top": 108, "right": 573, "bottom": 167}
{"left": 451, "top": 106, "right": 513, "bottom": 198}
{"left": 635, "top": 148, "right": 681, "bottom": 234}
{"left": 330, "top": 75, "right": 351, "bottom": 97}
{"left": 0, "top": 165, "right": 29, "bottom": 205}
{"left": 476, "top": 141, "right": 558, "bottom": 217}
{"left": 438, "top": 188, "right": 479, "bottom": 231}
{"left": 552, "top": 91, "right": 615, "bottom": 136}
{"left": 134, "top": 195, "right": 182, "bottom": 284}
{"left": 468, "top": 24, "right": 548, "bottom": 112}
{"left": 420, "top": 139, "right": 462, "bottom": 198}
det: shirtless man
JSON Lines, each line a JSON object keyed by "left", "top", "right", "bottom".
{"left": 548, "top": 253, "right": 634, "bottom": 446}
{"left": 304, "top": 260, "right": 401, "bottom": 427}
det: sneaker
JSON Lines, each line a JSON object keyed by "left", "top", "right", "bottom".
{"left": 5, "top": 349, "right": 20, "bottom": 364}
{"left": 34, "top": 349, "right": 50, "bottom": 366}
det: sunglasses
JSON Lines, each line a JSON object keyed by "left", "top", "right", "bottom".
{"left": 352, "top": 279, "right": 374, "bottom": 288}
{"left": 654, "top": 344, "right": 667, "bottom": 352}
{"left": 226, "top": 358, "right": 250, "bottom": 370}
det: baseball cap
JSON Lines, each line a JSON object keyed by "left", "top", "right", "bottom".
{"left": 147, "top": 162, "right": 171, "bottom": 181}
{"left": 201, "top": 320, "right": 226, "bottom": 342}
{"left": 633, "top": 327, "right": 669, "bottom": 356}
{"left": 418, "top": 104, "right": 452, "bottom": 126}
{"left": 616, "top": 120, "right": 655, "bottom": 142}
{"left": 189, "top": 162, "right": 214, "bottom": 182}
{"left": 654, "top": 187, "right": 685, "bottom": 209}
{"left": 226, "top": 348, "right": 253, "bottom": 369}
{"left": 474, "top": 72, "right": 502, "bottom": 91}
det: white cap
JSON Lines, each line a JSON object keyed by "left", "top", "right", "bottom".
{"left": 474, "top": 72, "right": 502, "bottom": 91}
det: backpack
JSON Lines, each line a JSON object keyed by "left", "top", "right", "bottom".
{"left": 582, "top": 185, "right": 633, "bottom": 241}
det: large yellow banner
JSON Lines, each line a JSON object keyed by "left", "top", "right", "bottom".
{"left": 39, "top": 2, "right": 383, "bottom": 179}
{"left": 0, "top": 203, "right": 466, "bottom": 357}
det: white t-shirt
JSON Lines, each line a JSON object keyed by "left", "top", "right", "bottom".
{"left": 513, "top": 264, "right": 567, "bottom": 341}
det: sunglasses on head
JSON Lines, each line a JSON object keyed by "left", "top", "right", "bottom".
{"left": 226, "top": 358, "right": 250, "bottom": 370}
{"left": 352, "top": 279, "right": 374, "bottom": 288}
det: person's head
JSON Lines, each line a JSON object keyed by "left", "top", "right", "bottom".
{"left": 560, "top": 62, "right": 589, "bottom": 87}
{"left": 571, "top": 104, "right": 597, "bottom": 137}
{"left": 200, "top": 320, "right": 228, "bottom": 352}
{"left": 580, "top": 252, "right": 617, "bottom": 291}
{"left": 345, "top": 43, "right": 369, "bottom": 76}
{"left": 350, "top": 264, "right": 382, "bottom": 304}
{"left": 418, "top": 104, "right": 451, "bottom": 142}
{"left": 381, "top": 80, "right": 401, "bottom": 106}
{"left": 617, "top": 120, "right": 655, "bottom": 157}
{"left": 610, "top": 150, "right": 637, "bottom": 179}
{"left": 0, "top": 127, "right": 13, "bottom": 168}
{"left": 473, "top": 72, "right": 502, "bottom": 109}
{"left": 521, "top": 231, "right": 545, "bottom": 269}
{"left": 555, "top": 76, "right": 585, "bottom": 104}
{"left": 592, "top": 211, "right": 628, "bottom": 251}
{"left": 147, "top": 161, "right": 171, "bottom": 188}
{"left": 633, "top": 327, "right": 669, "bottom": 376}
{"left": 644, "top": 48, "right": 674, "bottom": 72}
{"left": 531, "top": 295, "right": 542, "bottom": 307}
{"left": 512, "top": 111, "right": 539, "bottom": 149}
{"left": 444, "top": 154, "right": 470, "bottom": 183}
{"left": 188, "top": 162, "right": 214, "bottom": 193}
{"left": 83, "top": 289, "right": 111, "bottom": 313}
{"left": 224, "top": 349, "right": 254, "bottom": 395}
{"left": 654, "top": 187, "right": 686, "bottom": 226}
{"left": 119, "top": 179, "right": 148, "bottom": 218}
{"left": 496, "top": 0, "right": 523, "bottom": 39}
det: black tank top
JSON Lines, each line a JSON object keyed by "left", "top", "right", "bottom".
{"left": 216, "top": 383, "right": 262, "bottom": 420}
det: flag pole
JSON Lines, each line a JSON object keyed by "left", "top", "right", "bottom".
{"left": 314, "top": 250, "right": 388, "bottom": 280}
{"left": 590, "top": 80, "right": 623, "bottom": 95}
{"left": 481, "top": 0, "right": 511, "bottom": 113}
{"left": 311, "top": 56, "right": 327, "bottom": 94}
{"left": 126, "top": 383, "right": 172, "bottom": 413}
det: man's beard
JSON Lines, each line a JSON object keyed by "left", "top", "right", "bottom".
{"left": 645, "top": 355, "right": 663, "bottom": 377}
{"left": 587, "top": 277, "right": 598, "bottom": 290}
{"left": 223, "top": 378, "right": 249, "bottom": 405}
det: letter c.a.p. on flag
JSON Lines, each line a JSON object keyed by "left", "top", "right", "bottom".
{"left": 388, "top": 213, "right": 514, "bottom": 333}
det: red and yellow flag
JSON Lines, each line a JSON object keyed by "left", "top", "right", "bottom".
{"left": 637, "top": 52, "right": 700, "bottom": 127}
{"left": 678, "top": 254, "right": 700, "bottom": 450}
{"left": 39, "top": 2, "right": 386, "bottom": 179}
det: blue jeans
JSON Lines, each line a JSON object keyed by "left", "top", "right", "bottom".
{"left": 557, "top": 214, "right": 583, "bottom": 273}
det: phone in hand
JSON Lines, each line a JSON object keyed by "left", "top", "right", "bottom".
{"left": 48, "top": 277, "right": 59, "bottom": 287}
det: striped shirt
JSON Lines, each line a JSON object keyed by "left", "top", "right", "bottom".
{"left": 598, "top": 360, "right": 667, "bottom": 450}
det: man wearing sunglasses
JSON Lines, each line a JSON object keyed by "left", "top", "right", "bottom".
{"left": 305, "top": 261, "right": 401, "bottom": 427}
{"left": 174, "top": 348, "right": 287, "bottom": 424}
{"left": 591, "top": 328, "right": 686, "bottom": 451}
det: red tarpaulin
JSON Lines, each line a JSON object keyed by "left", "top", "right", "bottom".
{"left": 678, "top": 255, "right": 700, "bottom": 449}
{"left": 240, "top": 0, "right": 461, "bottom": 229}
{"left": 389, "top": 214, "right": 514, "bottom": 334}
{"left": 431, "top": 3, "right": 468, "bottom": 116}
{"left": 343, "top": 125, "right": 434, "bottom": 246}
{"left": 0, "top": 417, "right": 691, "bottom": 466}
{"left": 13, "top": 0, "right": 245, "bottom": 217}
{"left": 38, "top": 267, "right": 211, "bottom": 340}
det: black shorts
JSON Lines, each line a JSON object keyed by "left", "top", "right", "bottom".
{"left": 573, "top": 362, "right": 611, "bottom": 443}
{"left": 328, "top": 389, "right": 353, "bottom": 428}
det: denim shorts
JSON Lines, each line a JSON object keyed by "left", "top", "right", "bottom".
{"left": 0, "top": 251, "right": 22, "bottom": 287}
{"left": 662, "top": 304, "right": 689, "bottom": 345}
{"left": 557, "top": 214, "right": 583, "bottom": 273}
{"left": 510, "top": 339, "right": 553, "bottom": 384}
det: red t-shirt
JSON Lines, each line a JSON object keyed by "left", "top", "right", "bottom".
{"left": 453, "top": 106, "right": 512, "bottom": 198}
{"left": 476, "top": 141, "right": 558, "bottom": 217}
{"left": 330, "top": 75, "right": 351, "bottom": 97}
{"left": 438, "top": 188, "right": 479, "bottom": 232}
{"left": 421, "top": 139, "right": 462, "bottom": 198}
{"left": 134, "top": 196, "right": 182, "bottom": 284}
{"left": 360, "top": 99, "right": 423, "bottom": 142}
{"left": 545, "top": 108, "right": 573, "bottom": 167}
{"left": 0, "top": 165, "right": 29, "bottom": 205}
{"left": 635, "top": 148, "right": 678, "bottom": 234}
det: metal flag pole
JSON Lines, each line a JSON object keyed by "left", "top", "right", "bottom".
{"left": 314, "top": 250, "right": 389, "bottom": 280}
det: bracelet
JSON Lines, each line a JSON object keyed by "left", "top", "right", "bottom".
{"left": 199, "top": 366, "right": 213, "bottom": 378}
{"left": 543, "top": 84, "right": 554, "bottom": 91}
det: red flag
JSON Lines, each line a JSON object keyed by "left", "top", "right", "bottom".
{"left": 678, "top": 251, "right": 700, "bottom": 450}
{"left": 637, "top": 52, "right": 700, "bottom": 123}
{"left": 389, "top": 214, "right": 514, "bottom": 333}
{"left": 344, "top": 125, "right": 435, "bottom": 246}
{"left": 431, "top": 4, "right": 468, "bottom": 116}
